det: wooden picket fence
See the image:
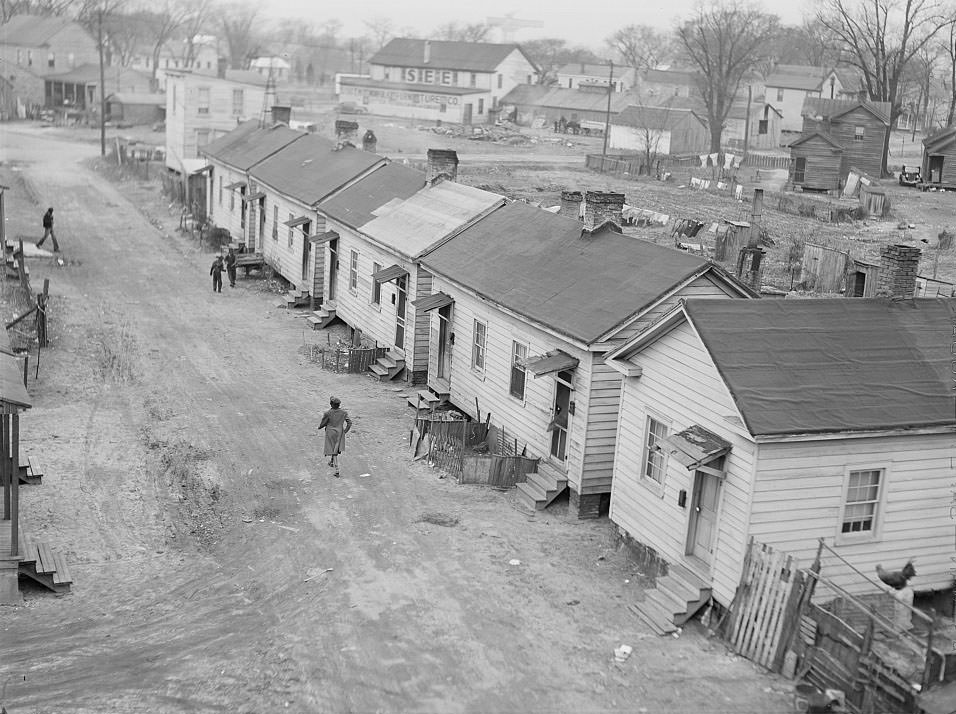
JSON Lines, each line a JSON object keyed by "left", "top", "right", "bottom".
{"left": 728, "top": 538, "right": 802, "bottom": 669}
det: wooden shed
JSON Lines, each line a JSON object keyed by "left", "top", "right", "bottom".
{"left": 920, "top": 126, "right": 956, "bottom": 188}
{"left": 799, "top": 98, "right": 891, "bottom": 181}
{"left": 788, "top": 132, "right": 843, "bottom": 191}
{"left": 106, "top": 93, "right": 165, "bottom": 125}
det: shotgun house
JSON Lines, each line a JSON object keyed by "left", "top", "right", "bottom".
{"left": 247, "top": 133, "right": 386, "bottom": 305}
{"left": 201, "top": 121, "right": 305, "bottom": 245}
{"left": 604, "top": 294, "right": 956, "bottom": 633}
{"left": 315, "top": 152, "right": 504, "bottom": 382}
{"left": 920, "top": 126, "right": 956, "bottom": 188}
{"left": 417, "top": 192, "right": 754, "bottom": 518}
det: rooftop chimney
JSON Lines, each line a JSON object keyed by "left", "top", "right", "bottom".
{"left": 362, "top": 129, "right": 377, "bottom": 153}
{"left": 877, "top": 244, "right": 921, "bottom": 299}
{"left": 334, "top": 119, "right": 359, "bottom": 147}
{"left": 271, "top": 105, "right": 291, "bottom": 125}
{"left": 424, "top": 40, "right": 431, "bottom": 64}
{"left": 583, "top": 191, "right": 625, "bottom": 231}
{"left": 559, "top": 190, "right": 583, "bottom": 220}
{"left": 217, "top": 56, "right": 227, "bottom": 79}
{"left": 426, "top": 149, "right": 458, "bottom": 183}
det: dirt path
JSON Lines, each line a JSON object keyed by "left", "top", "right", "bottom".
{"left": 0, "top": 127, "right": 792, "bottom": 713}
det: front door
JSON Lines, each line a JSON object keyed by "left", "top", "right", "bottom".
{"left": 929, "top": 155, "right": 944, "bottom": 183}
{"left": 327, "top": 238, "right": 338, "bottom": 301}
{"left": 239, "top": 186, "right": 246, "bottom": 240}
{"left": 437, "top": 303, "right": 452, "bottom": 379}
{"left": 793, "top": 157, "right": 806, "bottom": 183}
{"left": 301, "top": 221, "right": 312, "bottom": 282}
{"left": 686, "top": 469, "right": 721, "bottom": 564}
{"left": 394, "top": 274, "right": 408, "bottom": 352}
{"left": 462, "top": 103, "right": 473, "bottom": 125}
{"left": 549, "top": 369, "right": 573, "bottom": 462}
{"left": 257, "top": 198, "right": 265, "bottom": 252}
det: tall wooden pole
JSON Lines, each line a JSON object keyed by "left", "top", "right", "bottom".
{"left": 10, "top": 413, "right": 18, "bottom": 556}
{"left": 602, "top": 60, "right": 614, "bottom": 162}
{"left": 743, "top": 84, "right": 752, "bottom": 161}
{"left": 98, "top": 7, "right": 106, "bottom": 157}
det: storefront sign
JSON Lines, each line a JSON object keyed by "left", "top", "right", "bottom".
{"left": 342, "top": 84, "right": 461, "bottom": 107}
{"left": 401, "top": 68, "right": 457, "bottom": 85}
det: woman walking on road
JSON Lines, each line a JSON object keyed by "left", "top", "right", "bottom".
{"left": 319, "top": 397, "right": 352, "bottom": 477}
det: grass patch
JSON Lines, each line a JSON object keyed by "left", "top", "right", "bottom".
{"left": 90, "top": 303, "right": 138, "bottom": 383}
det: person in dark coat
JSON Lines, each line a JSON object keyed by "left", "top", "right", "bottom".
{"left": 36, "top": 207, "right": 60, "bottom": 252}
{"left": 210, "top": 255, "right": 224, "bottom": 293}
{"left": 225, "top": 248, "right": 237, "bottom": 288}
{"left": 319, "top": 396, "right": 352, "bottom": 477}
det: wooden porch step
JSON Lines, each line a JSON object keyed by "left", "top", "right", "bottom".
{"left": 515, "top": 462, "right": 568, "bottom": 511}
{"left": 307, "top": 306, "right": 336, "bottom": 330}
{"left": 17, "top": 532, "right": 72, "bottom": 592}
{"left": 406, "top": 390, "right": 440, "bottom": 409}
{"left": 628, "top": 596, "right": 678, "bottom": 636}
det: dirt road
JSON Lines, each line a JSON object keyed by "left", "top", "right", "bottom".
{"left": 0, "top": 126, "right": 792, "bottom": 713}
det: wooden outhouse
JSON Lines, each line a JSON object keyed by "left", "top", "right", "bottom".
{"left": 417, "top": 194, "right": 754, "bottom": 518}
{"left": 787, "top": 131, "right": 844, "bottom": 191}
{"left": 605, "top": 297, "right": 956, "bottom": 631}
{"left": 921, "top": 126, "right": 956, "bottom": 188}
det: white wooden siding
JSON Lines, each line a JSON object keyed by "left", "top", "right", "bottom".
{"left": 257, "top": 187, "right": 321, "bottom": 293}
{"left": 609, "top": 319, "right": 757, "bottom": 604}
{"left": 580, "top": 355, "right": 621, "bottom": 494}
{"left": 750, "top": 434, "right": 956, "bottom": 595}
{"left": 205, "top": 161, "right": 247, "bottom": 241}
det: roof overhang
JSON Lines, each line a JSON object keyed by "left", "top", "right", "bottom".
{"left": 518, "top": 350, "right": 579, "bottom": 377}
{"left": 241, "top": 191, "right": 266, "bottom": 202}
{"left": 410, "top": 292, "right": 454, "bottom": 312}
{"left": 0, "top": 352, "right": 31, "bottom": 410}
{"left": 284, "top": 215, "right": 311, "bottom": 228}
{"left": 663, "top": 425, "right": 731, "bottom": 475}
{"left": 372, "top": 264, "right": 408, "bottom": 284}
{"left": 224, "top": 181, "right": 246, "bottom": 190}
{"left": 309, "top": 230, "right": 339, "bottom": 244}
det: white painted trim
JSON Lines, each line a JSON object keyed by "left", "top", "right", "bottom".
{"left": 834, "top": 463, "right": 890, "bottom": 546}
{"left": 755, "top": 425, "right": 956, "bottom": 443}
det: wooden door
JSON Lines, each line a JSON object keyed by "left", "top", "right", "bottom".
{"left": 301, "top": 221, "right": 311, "bottom": 282}
{"left": 327, "top": 238, "right": 338, "bottom": 301}
{"left": 437, "top": 304, "right": 451, "bottom": 379}
{"left": 929, "top": 155, "right": 944, "bottom": 183}
{"left": 686, "top": 471, "right": 721, "bottom": 563}
{"left": 462, "top": 103, "right": 473, "bottom": 125}
{"left": 257, "top": 198, "right": 265, "bottom": 252}
{"left": 793, "top": 157, "right": 806, "bottom": 183}
{"left": 549, "top": 370, "right": 573, "bottom": 462}
{"left": 394, "top": 274, "right": 408, "bottom": 351}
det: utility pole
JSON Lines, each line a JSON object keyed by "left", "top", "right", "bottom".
{"left": 602, "top": 59, "right": 614, "bottom": 161}
{"left": 743, "top": 84, "right": 752, "bottom": 161}
{"left": 97, "top": 6, "right": 106, "bottom": 156}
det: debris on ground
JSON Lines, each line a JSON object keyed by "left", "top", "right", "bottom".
{"left": 416, "top": 512, "right": 460, "bottom": 527}
{"left": 304, "top": 567, "right": 334, "bottom": 582}
{"left": 614, "top": 644, "right": 633, "bottom": 662}
{"left": 508, "top": 559, "right": 521, "bottom": 566}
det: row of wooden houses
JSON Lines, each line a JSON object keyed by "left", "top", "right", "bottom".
{"left": 200, "top": 121, "right": 956, "bottom": 636}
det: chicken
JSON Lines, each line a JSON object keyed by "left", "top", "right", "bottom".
{"left": 876, "top": 560, "right": 916, "bottom": 590}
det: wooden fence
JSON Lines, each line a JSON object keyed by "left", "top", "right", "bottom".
{"left": 312, "top": 343, "right": 387, "bottom": 374}
{"left": 800, "top": 242, "right": 851, "bottom": 293}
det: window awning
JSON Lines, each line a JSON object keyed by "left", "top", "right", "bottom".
{"left": 283, "top": 215, "right": 311, "bottom": 228}
{"left": 373, "top": 264, "right": 408, "bottom": 284}
{"left": 663, "top": 425, "right": 731, "bottom": 473}
{"left": 224, "top": 181, "right": 246, "bottom": 190}
{"left": 519, "top": 350, "right": 579, "bottom": 377}
{"left": 411, "top": 292, "right": 453, "bottom": 312}
{"left": 309, "top": 230, "right": 339, "bottom": 244}
{"left": 241, "top": 191, "right": 266, "bottom": 202}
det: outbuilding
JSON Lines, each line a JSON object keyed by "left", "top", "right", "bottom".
{"left": 609, "top": 105, "right": 709, "bottom": 157}
{"left": 920, "top": 126, "right": 956, "bottom": 188}
{"left": 106, "top": 92, "right": 165, "bottom": 125}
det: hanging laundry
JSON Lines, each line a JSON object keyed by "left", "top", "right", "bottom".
{"left": 724, "top": 153, "right": 735, "bottom": 169}
{"left": 716, "top": 181, "right": 727, "bottom": 190}
{"left": 708, "top": 152, "right": 719, "bottom": 166}
{"left": 701, "top": 180, "right": 711, "bottom": 190}
{"left": 734, "top": 184, "right": 744, "bottom": 200}
{"left": 699, "top": 154, "right": 708, "bottom": 168}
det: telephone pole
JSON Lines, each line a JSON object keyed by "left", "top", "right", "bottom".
{"left": 602, "top": 60, "right": 614, "bottom": 161}
{"left": 97, "top": 6, "right": 106, "bottom": 156}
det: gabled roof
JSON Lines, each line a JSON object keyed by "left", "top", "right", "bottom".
{"left": 250, "top": 135, "right": 384, "bottom": 206}
{"left": 165, "top": 67, "right": 269, "bottom": 87}
{"left": 46, "top": 63, "right": 150, "bottom": 84}
{"left": 369, "top": 38, "right": 536, "bottom": 73}
{"left": 202, "top": 123, "right": 305, "bottom": 171}
{"left": 923, "top": 126, "right": 956, "bottom": 151}
{"left": 557, "top": 62, "right": 635, "bottom": 79}
{"left": 500, "top": 85, "right": 633, "bottom": 113}
{"left": 641, "top": 68, "right": 700, "bottom": 86}
{"left": 801, "top": 97, "right": 891, "bottom": 125}
{"left": 765, "top": 65, "right": 828, "bottom": 91}
{"left": 421, "top": 201, "right": 720, "bottom": 345}
{"left": 0, "top": 14, "right": 86, "bottom": 47}
{"left": 317, "top": 162, "right": 426, "bottom": 229}
{"left": 200, "top": 119, "right": 260, "bottom": 158}
{"left": 680, "top": 298, "right": 956, "bottom": 436}
{"left": 788, "top": 131, "right": 844, "bottom": 151}
{"left": 361, "top": 181, "right": 504, "bottom": 260}
{"left": 614, "top": 105, "right": 704, "bottom": 131}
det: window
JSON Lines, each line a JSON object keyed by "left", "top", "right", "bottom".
{"left": 371, "top": 262, "right": 381, "bottom": 304}
{"left": 497, "top": 73, "right": 503, "bottom": 89}
{"left": 218, "top": 176, "right": 223, "bottom": 205}
{"left": 47, "top": 52, "right": 55, "bottom": 69}
{"left": 758, "top": 119, "right": 768, "bottom": 135}
{"left": 196, "top": 129, "right": 210, "bottom": 151}
{"left": 384, "top": 68, "right": 390, "bottom": 80}
{"left": 469, "top": 73, "right": 476, "bottom": 88}
{"left": 472, "top": 320, "right": 487, "bottom": 371}
{"left": 288, "top": 212, "right": 294, "bottom": 247}
{"left": 841, "top": 469, "right": 882, "bottom": 535}
{"left": 229, "top": 184, "right": 235, "bottom": 211}
{"left": 171, "top": 85, "right": 177, "bottom": 114}
{"left": 776, "top": 88, "right": 784, "bottom": 102}
{"left": 16, "top": 49, "right": 21, "bottom": 65}
{"left": 27, "top": 50, "right": 32, "bottom": 67}
{"left": 510, "top": 341, "right": 528, "bottom": 399}
{"left": 854, "top": 125, "right": 865, "bottom": 141}
{"left": 568, "top": 78, "right": 573, "bottom": 88}
{"left": 272, "top": 205, "right": 278, "bottom": 240}
{"left": 642, "top": 416, "right": 668, "bottom": 485}
{"left": 165, "top": 58, "right": 170, "bottom": 68}
{"left": 232, "top": 89, "right": 244, "bottom": 116}
{"left": 349, "top": 250, "right": 358, "bottom": 291}
{"left": 439, "top": 103, "right": 447, "bottom": 113}
{"left": 477, "top": 98, "right": 484, "bottom": 114}
{"left": 197, "top": 87, "right": 210, "bottom": 114}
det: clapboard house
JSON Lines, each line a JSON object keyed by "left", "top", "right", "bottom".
{"left": 417, "top": 192, "right": 754, "bottom": 518}
{"left": 920, "top": 126, "right": 956, "bottom": 188}
{"left": 605, "top": 295, "right": 956, "bottom": 633}
{"left": 609, "top": 105, "right": 709, "bottom": 156}
{"left": 789, "top": 98, "right": 890, "bottom": 191}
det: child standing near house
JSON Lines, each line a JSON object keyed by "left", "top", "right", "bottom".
{"left": 319, "top": 397, "right": 352, "bottom": 477}
{"left": 210, "top": 255, "right": 224, "bottom": 293}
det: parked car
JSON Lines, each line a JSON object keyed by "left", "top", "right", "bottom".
{"left": 899, "top": 166, "right": 922, "bottom": 187}
{"left": 337, "top": 102, "right": 368, "bottom": 115}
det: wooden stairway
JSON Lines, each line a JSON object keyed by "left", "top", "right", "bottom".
{"left": 406, "top": 389, "right": 443, "bottom": 410}
{"left": 629, "top": 562, "right": 711, "bottom": 635}
{"left": 369, "top": 350, "right": 405, "bottom": 381}
{"left": 17, "top": 532, "right": 73, "bottom": 594}
{"left": 306, "top": 302, "right": 337, "bottom": 330}
{"left": 17, "top": 454, "right": 43, "bottom": 485}
{"left": 275, "top": 288, "right": 310, "bottom": 309}
{"left": 515, "top": 462, "right": 567, "bottom": 511}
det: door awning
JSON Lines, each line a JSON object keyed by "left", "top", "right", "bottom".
{"left": 241, "top": 191, "right": 266, "bottom": 202}
{"left": 0, "top": 352, "right": 31, "bottom": 410}
{"left": 309, "top": 230, "right": 339, "bottom": 244}
{"left": 664, "top": 425, "right": 731, "bottom": 473}
{"left": 283, "top": 215, "right": 311, "bottom": 228}
{"left": 224, "top": 181, "right": 246, "bottom": 190}
{"left": 373, "top": 264, "right": 408, "bottom": 284}
{"left": 519, "top": 350, "right": 579, "bottom": 377}
{"left": 411, "top": 292, "right": 453, "bottom": 312}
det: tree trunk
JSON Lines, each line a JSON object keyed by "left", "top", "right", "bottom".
{"left": 709, "top": 122, "right": 722, "bottom": 154}
{"left": 882, "top": 106, "right": 898, "bottom": 178}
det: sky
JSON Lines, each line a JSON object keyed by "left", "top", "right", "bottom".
{"left": 271, "top": 0, "right": 811, "bottom": 51}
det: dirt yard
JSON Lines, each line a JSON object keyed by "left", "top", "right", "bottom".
{"left": 0, "top": 124, "right": 796, "bottom": 712}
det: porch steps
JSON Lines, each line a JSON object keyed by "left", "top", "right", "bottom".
{"left": 17, "top": 533, "right": 72, "bottom": 594}
{"left": 629, "top": 563, "right": 712, "bottom": 635}
{"left": 17, "top": 455, "right": 43, "bottom": 485}
{"left": 306, "top": 303, "right": 337, "bottom": 330}
{"left": 515, "top": 462, "right": 567, "bottom": 512}
{"left": 406, "top": 390, "right": 442, "bottom": 410}
{"left": 369, "top": 350, "right": 405, "bottom": 381}
{"left": 276, "top": 289, "right": 310, "bottom": 309}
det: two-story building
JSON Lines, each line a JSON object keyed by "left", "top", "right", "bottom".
{"left": 763, "top": 65, "right": 860, "bottom": 133}
{"left": 555, "top": 62, "right": 636, "bottom": 93}
{"left": 338, "top": 38, "right": 538, "bottom": 124}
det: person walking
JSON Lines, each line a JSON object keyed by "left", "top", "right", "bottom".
{"left": 36, "top": 207, "right": 60, "bottom": 252}
{"left": 210, "top": 255, "right": 224, "bottom": 293}
{"left": 318, "top": 397, "right": 352, "bottom": 477}
{"left": 225, "top": 248, "right": 237, "bottom": 288}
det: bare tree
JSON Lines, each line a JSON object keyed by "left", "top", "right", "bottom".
{"left": 432, "top": 22, "right": 490, "bottom": 42}
{"left": 177, "top": 0, "right": 212, "bottom": 68}
{"left": 677, "top": 0, "right": 778, "bottom": 152}
{"left": 102, "top": 11, "right": 148, "bottom": 66}
{"left": 321, "top": 18, "right": 341, "bottom": 41}
{"left": 0, "top": 0, "right": 74, "bottom": 23}
{"left": 220, "top": 2, "right": 259, "bottom": 69}
{"left": 522, "top": 38, "right": 601, "bottom": 85}
{"left": 364, "top": 16, "right": 394, "bottom": 50}
{"left": 142, "top": 1, "right": 193, "bottom": 89}
{"left": 942, "top": 19, "right": 956, "bottom": 125}
{"left": 818, "top": 0, "right": 950, "bottom": 174}
{"left": 606, "top": 24, "right": 670, "bottom": 71}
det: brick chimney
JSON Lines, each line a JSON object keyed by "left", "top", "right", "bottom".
{"left": 334, "top": 119, "right": 359, "bottom": 145}
{"left": 424, "top": 40, "right": 431, "bottom": 64}
{"left": 877, "top": 244, "right": 921, "bottom": 298}
{"left": 426, "top": 149, "right": 458, "bottom": 183}
{"left": 583, "top": 191, "right": 625, "bottom": 230}
{"left": 559, "top": 190, "right": 583, "bottom": 220}
{"left": 362, "top": 129, "right": 377, "bottom": 152}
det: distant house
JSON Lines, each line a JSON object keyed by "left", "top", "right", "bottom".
{"left": 920, "top": 126, "right": 956, "bottom": 187}
{"left": 637, "top": 68, "right": 700, "bottom": 101}
{"left": 125, "top": 37, "right": 219, "bottom": 91}
{"left": 250, "top": 56, "right": 291, "bottom": 82}
{"left": 338, "top": 38, "right": 538, "bottom": 124}
{"left": 722, "top": 99, "right": 782, "bottom": 151}
{"left": 417, "top": 192, "right": 753, "bottom": 518}
{"left": 764, "top": 65, "right": 861, "bottom": 132}
{"left": 789, "top": 98, "right": 891, "bottom": 190}
{"left": 555, "top": 62, "right": 637, "bottom": 93}
{"left": 43, "top": 64, "right": 151, "bottom": 113}
{"left": 609, "top": 105, "right": 709, "bottom": 156}
{"left": 499, "top": 84, "right": 631, "bottom": 130}
{"left": 605, "top": 294, "right": 956, "bottom": 630}
{"left": 106, "top": 92, "right": 165, "bottom": 125}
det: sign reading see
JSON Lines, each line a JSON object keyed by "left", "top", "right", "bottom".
{"left": 402, "top": 68, "right": 457, "bottom": 85}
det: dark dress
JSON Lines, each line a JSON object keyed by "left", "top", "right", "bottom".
{"left": 319, "top": 408, "right": 352, "bottom": 456}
